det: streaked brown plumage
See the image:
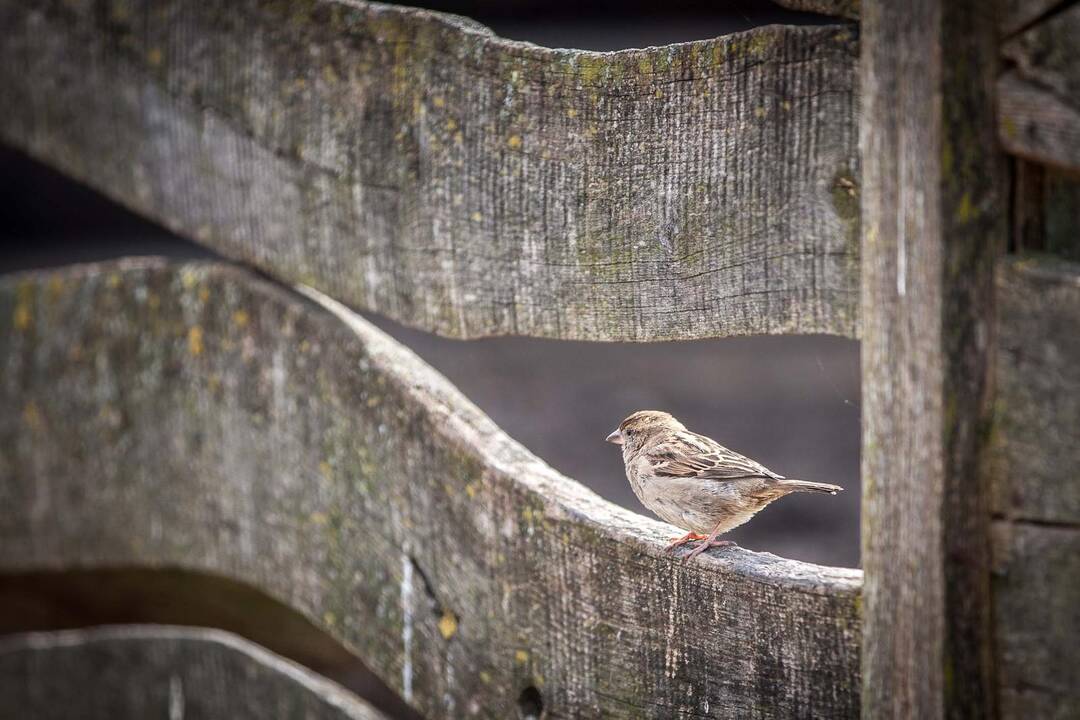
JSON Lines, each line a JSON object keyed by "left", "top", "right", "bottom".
{"left": 606, "top": 410, "right": 842, "bottom": 559}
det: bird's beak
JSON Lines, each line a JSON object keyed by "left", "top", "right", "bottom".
{"left": 605, "top": 429, "right": 623, "bottom": 445}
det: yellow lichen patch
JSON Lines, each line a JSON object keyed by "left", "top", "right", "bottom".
{"left": 454, "top": 131, "right": 463, "bottom": 145}
{"left": 181, "top": 269, "right": 199, "bottom": 289}
{"left": 514, "top": 649, "right": 530, "bottom": 665}
{"left": 748, "top": 33, "right": 770, "bottom": 57}
{"left": 232, "top": 309, "right": 249, "bottom": 328}
{"left": 324, "top": 611, "right": 337, "bottom": 627}
{"left": 465, "top": 480, "right": 480, "bottom": 498}
{"left": 566, "top": 107, "right": 577, "bottom": 119}
{"left": 299, "top": 339, "right": 311, "bottom": 353}
{"left": 521, "top": 507, "right": 536, "bottom": 524}
{"left": 782, "top": 100, "right": 792, "bottom": 112}
{"left": 46, "top": 276, "right": 66, "bottom": 303}
{"left": 1001, "top": 116, "right": 1017, "bottom": 139}
{"left": 470, "top": 211, "right": 483, "bottom": 222}
{"left": 106, "top": 273, "right": 122, "bottom": 289}
{"left": 445, "top": 117, "right": 457, "bottom": 131}
{"left": 22, "top": 401, "right": 43, "bottom": 432}
{"left": 309, "top": 511, "right": 329, "bottom": 525}
{"left": 187, "top": 326, "right": 204, "bottom": 356}
{"left": 322, "top": 64, "right": 339, "bottom": 85}
{"left": 956, "top": 191, "right": 975, "bottom": 224}
{"left": 754, "top": 106, "right": 766, "bottom": 119}
{"left": 366, "top": 396, "right": 381, "bottom": 407}
{"left": 198, "top": 286, "right": 210, "bottom": 303}
{"left": 319, "top": 460, "right": 333, "bottom": 478}
{"left": 507, "top": 135, "right": 522, "bottom": 150}
{"left": 438, "top": 611, "right": 458, "bottom": 640}
{"left": 147, "top": 47, "right": 163, "bottom": 67}
{"left": 432, "top": 95, "right": 445, "bottom": 108}
{"left": 479, "top": 671, "right": 492, "bottom": 684}
{"left": 13, "top": 302, "right": 31, "bottom": 331}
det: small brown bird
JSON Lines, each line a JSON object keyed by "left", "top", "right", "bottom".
{"left": 606, "top": 410, "right": 842, "bottom": 560}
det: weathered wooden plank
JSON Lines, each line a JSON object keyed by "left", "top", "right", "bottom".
{"left": 999, "top": 5, "right": 1080, "bottom": 170}
{"left": 0, "top": 625, "right": 388, "bottom": 720}
{"left": 860, "top": 0, "right": 1003, "bottom": 717}
{"left": 991, "top": 521, "right": 1080, "bottom": 719}
{"left": 991, "top": 257, "right": 1080, "bottom": 525}
{"left": 0, "top": 259, "right": 862, "bottom": 719}
{"left": 0, "top": 0, "right": 859, "bottom": 342}
{"left": 998, "top": 72, "right": 1080, "bottom": 171}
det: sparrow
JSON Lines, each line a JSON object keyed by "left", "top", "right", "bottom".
{"left": 606, "top": 410, "right": 842, "bottom": 560}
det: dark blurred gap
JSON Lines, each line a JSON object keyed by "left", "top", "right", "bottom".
{"left": 0, "top": 145, "right": 217, "bottom": 273}
{"left": 0, "top": 569, "right": 422, "bottom": 720}
{"left": 386, "top": 0, "right": 842, "bottom": 51}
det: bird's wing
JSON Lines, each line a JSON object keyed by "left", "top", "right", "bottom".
{"left": 646, "top": 431, "right": 782, "bottom": 481}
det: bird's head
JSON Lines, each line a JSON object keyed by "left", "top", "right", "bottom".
{"left": 606, "top": 410, "right": 685, "bottom": 449}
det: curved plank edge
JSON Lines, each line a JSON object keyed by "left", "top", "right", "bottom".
{"left": 0, "top": 0, "right": 860, "bottom": 340}
{"left": 0, "top": 625, "right": 388, "bottom": 720}
{"left": 0, "top": 258, "right": 860, "bottom": 718}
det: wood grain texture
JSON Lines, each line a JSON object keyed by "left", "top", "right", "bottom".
{"left": 0, "top": 259, "right": 862, "bottom": 719}
{"left": 991, "top": 521, "right": 1080, "bottom": 719}
{"left": 991, "top": 257, "right": 1080, "bottom": 525}
{"left": 859, "top": 0, "right": 1003, "bottom": 717}
{"left": 999, "top": 5, "right": 1080, "bottom": 170}
{"left": 0, "top": 0, "right": 860, "bottom": 342}
{"left": 998, "top": 72, "right": 1080, "bottom": 171}
{"left": 0, "top": 625, "right": 388, "bottom": 720}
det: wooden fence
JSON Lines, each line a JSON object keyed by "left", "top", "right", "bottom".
{"left": 0, "top": 0, "right": 1076, "bottom": 717}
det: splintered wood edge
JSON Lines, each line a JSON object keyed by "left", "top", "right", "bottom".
{"left": 0, "top": 625, "right": 388, "bottom": 719}
{"left": 0, "top": 258, "right": 861, "bottom": 718}
{"left": 0, "top": 0, "right": 861, "bottom": 341}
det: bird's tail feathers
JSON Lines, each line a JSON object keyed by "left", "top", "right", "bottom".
{"left": 778, "top": 479, "right": 843, "bottom": 495}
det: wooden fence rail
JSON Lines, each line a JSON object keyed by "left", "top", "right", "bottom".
{"left": 0, "top": 0, "right": 860, "bottom": 341}
{"left": 0, "top": 259, "right": 862, "bottom": 719}
{"left": 0, "top": 626, "right": 389, "bottom": 720}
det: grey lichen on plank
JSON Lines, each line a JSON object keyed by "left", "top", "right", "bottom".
{"left": 0, "top": 626, "right": 388, "bottom": 720}
{"left": 991, "top": 257, "right": 1080, "bottom": 525}
{"left": 0, "top": 259, "right": 861, "bottom": 719}
{"left": 0, "top": 0, "right": 860, "bottom": 341}
{"left": 991, "top": 521, "right": 1080, "bottom": 719}
{"left": 999, "top": 5, "right": 1080, "bottom": 170}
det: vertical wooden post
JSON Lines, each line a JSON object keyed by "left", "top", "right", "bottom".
{"left": 860, "top": 1, "right": 1004, "bottom": 717}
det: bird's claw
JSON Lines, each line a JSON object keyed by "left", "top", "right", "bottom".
{"left": 682, "top": 539, "right": 735, "bottom": 561}
{"left": 666, "top": 532, "right": 706, "bottom": 550}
